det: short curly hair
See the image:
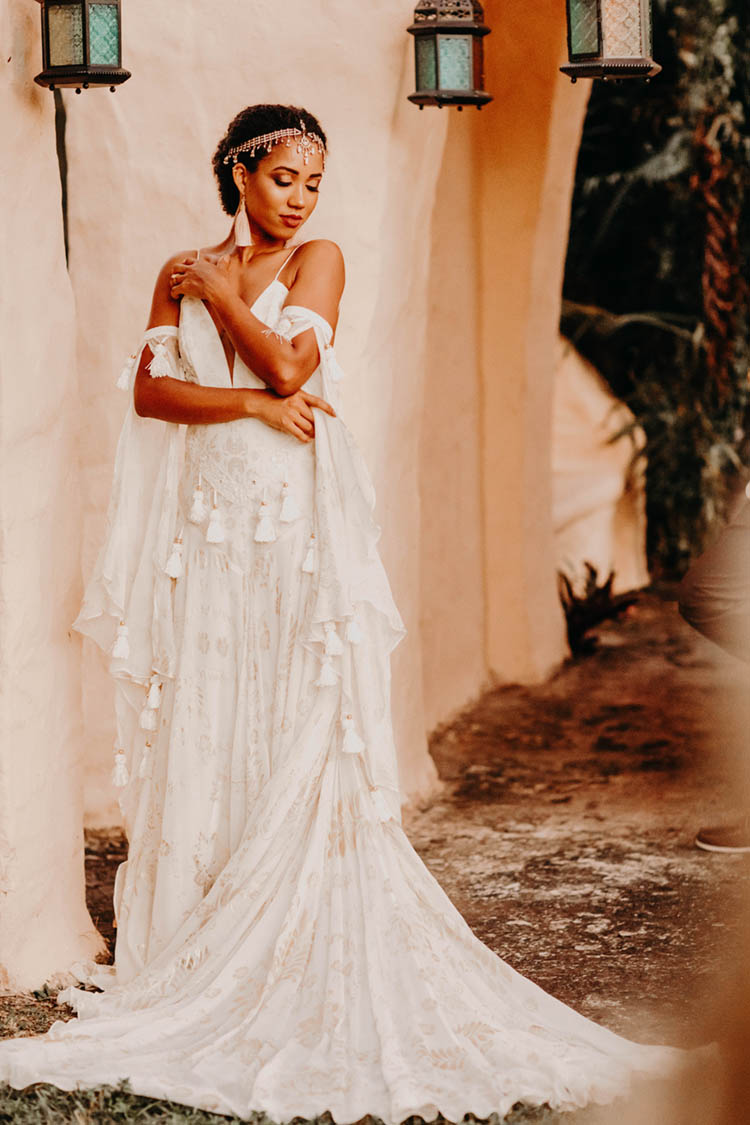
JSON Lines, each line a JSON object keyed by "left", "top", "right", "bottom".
{"left": 212, "top": 104, "right": 328, "bottom": 216}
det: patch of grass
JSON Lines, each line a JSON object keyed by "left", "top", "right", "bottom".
{"left": 0, "top": 1079, "right": 267, "bottom": 1123}
{"left": 0, "top": 1084, "right": 595, "bottom": 1125}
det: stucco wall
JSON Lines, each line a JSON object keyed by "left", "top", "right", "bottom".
{"left": 61, "top": 0, "right": 445, "bottom": 824}
{"left": 475, "top": 0, "right": 589, "bottom": 684}
{"left": 0, "top": 0, "right": 104, "bottom": 990}
{"left": 420, "top": 117, "right": 486, "bottom": 732}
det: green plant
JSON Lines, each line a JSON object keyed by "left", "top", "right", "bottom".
{"left": 562, "top": 0, "right": 750, "bottom": 576}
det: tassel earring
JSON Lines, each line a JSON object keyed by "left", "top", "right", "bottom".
{"left": 233, "top": 186, "right": 252, "bottom": 248}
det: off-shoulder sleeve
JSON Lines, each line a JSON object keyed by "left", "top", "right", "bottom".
{"left": 116, "top": 326, "right": 183, "bottom": 391}
{"left": 274, "top": 305, "right": 345, "bottom": 385}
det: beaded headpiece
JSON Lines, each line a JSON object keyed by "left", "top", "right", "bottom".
{"left": 223, "top": 121, "right": 326, "bottom": 168}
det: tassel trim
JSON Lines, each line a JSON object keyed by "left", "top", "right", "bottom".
{"left": 315, "top": 655, "right": 337, "bottom": 687}
{"left": 146, "top": 676, "right": 162, "bottom": 709}
{"left": 302, "top": 533, "right": 316, "bottom": 573}
{"left": 341, "top": 712, "right": 365, "bottom": 756}
{"left": 112, "top": 748, "right": 129, "bottom": 788}
{"left": 324, "top": 344, "right": 346, "bottom": 383}
{"left": 324, "top": 621, "right": 344, "bottom": 656}
{"left": 279, "top": 482, "right": 301, "bottom": 523}
{"left": 165, "top": 535, "right": 184, "bottom": 578}
{"left": 346, "top": 617, "right": 363, "bottom": 645}
{"left": 112, "top": 621, "right": 130, "bottom": 660}
{"left": 206, "top": 491, "right": 226, "bottom": 544}
{"left": 189, "top": 473, "right": 207, "bottom": 525}
{"left": 254, "top": 499, "right": 276, "bottom": 543}
{"left": 147, "top": 342, "right": 173, "bottom": 379}
{"left": 137, "top": 740, "right": 153, "bottom": 780}
{"left": 116, "top": 353, "right": 137, "bottom": 391}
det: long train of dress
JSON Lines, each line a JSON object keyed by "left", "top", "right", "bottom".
{"left": 0, "top": 278, "right": 685, "bottom": 1122}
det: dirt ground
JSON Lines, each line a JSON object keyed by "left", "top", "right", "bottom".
{"left": 1, "top": 588, "right": 748, "bottom": 1122}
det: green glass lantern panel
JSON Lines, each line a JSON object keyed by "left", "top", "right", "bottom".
{"left": 48, "top": 3, "right": 84, "bottom": 67}
{"left": 437, "top": 34, "right": 472, "bottom": 90}
{"left": 89, "top": 3, "right": 120, "bottom": 66}
{"left": 415, "top": 35, "right": 437, "bottom": 91}
{"left": 568, "top": 0, "right": 600, "bottom": 58}
{"left": 601, "top": 0, "right": 642, "bottom": 58}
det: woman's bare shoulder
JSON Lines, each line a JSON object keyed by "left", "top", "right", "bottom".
{"left": 155, "top": 248, "right": 200, "bottom": 281}
{"left": 293, "top": 240, "right": 345, "bottom": 286}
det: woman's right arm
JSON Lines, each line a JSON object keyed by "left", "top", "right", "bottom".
{"left": 133, "top": 255, "right": 334, "bottom": 441}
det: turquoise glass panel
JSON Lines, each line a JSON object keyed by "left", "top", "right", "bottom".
{"left": 568, "top": 0, "right": 600, "bottom": 58}
{"left": 437, "top": 35, "right": 472, "bottom": 91}
{"left": 48, "top": 3, "right": 84, "bottom": 67}
{"left": 89, "top": 3, "right": 120, "bottom": 66}
{"left": 416, "top": 36, "right": 437, "bottom": 91}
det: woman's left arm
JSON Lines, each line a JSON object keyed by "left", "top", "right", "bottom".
{"left": 170, "top": 240, "right": 345, "bottom": 397}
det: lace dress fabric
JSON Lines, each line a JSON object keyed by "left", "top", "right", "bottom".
{"left": 0, "top": 281, "right": 685, "bottom": 1122}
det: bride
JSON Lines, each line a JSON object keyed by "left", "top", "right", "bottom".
{"left": 0, "top": 103, "right": 684, "bottom": 1122}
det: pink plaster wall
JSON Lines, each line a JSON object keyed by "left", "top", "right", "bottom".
{"left": 0, "top": 0, "right": 105, "bottom": 990}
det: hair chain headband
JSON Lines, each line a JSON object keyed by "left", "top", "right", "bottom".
{"left": 223, "top": 120, "right": 326, "bottom": 167}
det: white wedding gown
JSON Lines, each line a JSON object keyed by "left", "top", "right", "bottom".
{"left": 0, "top": 267, "right": 683, "bottom": 1122}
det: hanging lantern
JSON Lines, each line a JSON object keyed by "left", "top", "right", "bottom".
{"left": 34, "top": 0, "right": 131, "bottom": 93}
{"left": 407, "top": 0, "right": 492, "bottom": 110}
{"left": 561, "top": 0, "right": 660, "bottom": 81}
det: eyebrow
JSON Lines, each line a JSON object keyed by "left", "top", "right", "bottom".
{"left": 272, "top": 165, "right": 323, "bottom": 178}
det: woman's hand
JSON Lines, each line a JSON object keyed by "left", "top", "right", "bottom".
{"left": 169, "top": 255, "right": 232, "bottom": 303}
{"left": 253, "top": 388, "right": 336, "bottom": 443}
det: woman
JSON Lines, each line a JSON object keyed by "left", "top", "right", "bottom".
{"left": 0, "top": 104, "right": 684, "bottom": 1122}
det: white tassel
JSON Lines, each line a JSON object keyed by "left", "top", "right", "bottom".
{"left": 139, "top": 704, "right": 158, "bottom": 732}
{"left": 111, "top": 747, "right": 129, "bottom": 788}
{"left": 146, "top": 677, "right": 162, "bottom": 709}
{"left": 324, "top": 621, "right": 344, "bottom": 656}
{"left": 346, "top": 618, "right": 363, "bottom": 645}
{"left": 147, "top": 342, "right": 172, "bottom": 379}
{"left": 138, "top": 741, "right": 153, "bottom": 780}
{"left": 302, "top": 533, "right": 316, "bottom": 573}
{"left": 165, "top": 536, "right": 184, "bottom": 578}
{"left": 189, "top": 474, "right": 207, "bottom": 524}
{"left": 315, "top": 655, "right": 337, "bottom": 687}
{"left": 254, "top": 499, "right": 276, "bottom": 543}
{"left": 112, "top": 621, "right": 130, "bottom": 660}
{"left": 206, "top": 492, "right": 225, "bottom": 544}
{"left": 116, "top": 353, "right": 137, "bottom": 390}
{"left": 324, "top": 344, "right": 345, "bottom": 383}
{"left": 371, "top": 787, "right": 393, "bottom": 823}
{"left": 341, "top": 712, "right": 365, "bottom": 756}
{"left": 279, "top": 482, "right": 301, "bottom": 523}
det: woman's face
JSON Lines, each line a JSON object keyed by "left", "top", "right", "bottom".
{"left": 234, "top": 144, "right": 324, "bottom": 242}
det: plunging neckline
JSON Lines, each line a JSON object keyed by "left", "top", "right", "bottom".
{"left": 200, "top": 278, "right": 289, "bottom": 387}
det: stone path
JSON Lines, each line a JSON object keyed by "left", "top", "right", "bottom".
{"left": 1, "top": 589, "right": 748, "bottom": 1122}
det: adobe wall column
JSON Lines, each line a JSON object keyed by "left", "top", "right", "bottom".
{"left": 475, "top": 0, "right": 589, "bottom": 682}
{"left": 0, "top": 0, "right": 105, "bottom": 989}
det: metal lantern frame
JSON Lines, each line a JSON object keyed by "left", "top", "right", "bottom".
{"left": 560, "top": 0, "right": 661, "bottom": 81}
{"left": 407, "top": 0, "right": 492, "bottom": 110}
{"left": 34, "top": 0, "right": 131, "bottom": 93}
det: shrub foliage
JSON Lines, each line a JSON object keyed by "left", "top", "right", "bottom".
{"left": 562, "top": 0, "right": 750, "bottom": 575}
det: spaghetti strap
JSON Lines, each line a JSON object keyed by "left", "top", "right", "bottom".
{"left": 273, "top": 242, "right": 305, "bottom": 284}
